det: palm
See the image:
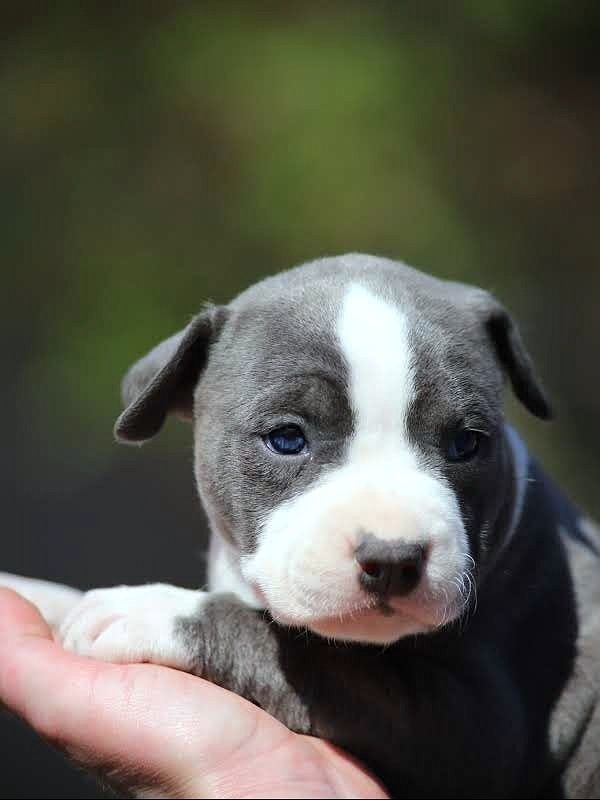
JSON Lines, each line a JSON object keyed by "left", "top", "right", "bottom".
{"left": 0, "top": 589, "right": 387, "bottom": 799}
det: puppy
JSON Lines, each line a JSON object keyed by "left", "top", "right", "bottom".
{"left": 4, "top": 254, "right": 600, "bottom": 798}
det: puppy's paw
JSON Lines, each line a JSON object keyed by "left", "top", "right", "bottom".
{"left": 59, "top": 583, "right": 205, "bottom": 669}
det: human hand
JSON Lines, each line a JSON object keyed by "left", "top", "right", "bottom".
{"left": 0, "top": 589, "right": 388, "bottom": 799}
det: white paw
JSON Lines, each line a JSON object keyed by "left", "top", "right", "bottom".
{"left": 0, "top": 572, "right": 82, "bottom": 628}
{"left": 59, "top": 583, "right": 205, "bottom": 669}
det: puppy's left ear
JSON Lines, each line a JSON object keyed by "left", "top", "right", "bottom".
{"left": 114, "top": 305, "right": 227, "bottom": 444}
{"left": 471, "top": 291, "right": 553, "bottom": 420}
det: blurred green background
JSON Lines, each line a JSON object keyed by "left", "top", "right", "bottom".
{"left": 2, "top": 2, "right": 599, "bottom": 797}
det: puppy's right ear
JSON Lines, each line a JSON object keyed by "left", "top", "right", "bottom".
{"left": 114, "top": 305, "right": 227, "bottom": 444}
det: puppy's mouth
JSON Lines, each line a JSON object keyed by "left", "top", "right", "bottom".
{"left": 298, "top": 602, "right": 441, "bottom": 644}
{"left": 246, "top": 572, "right": 468, "bottom": 643}
{"left": 243, "top": 553, "right": 473, "bottom": 643}
{"left": 309, "top": 600, "right": 435, "bottom": 627}
{"left": 269, "top": 595, "right": 444, "bottom": 644}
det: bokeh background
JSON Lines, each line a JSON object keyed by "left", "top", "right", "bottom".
{"left": 2, "top": 2, "right": 599, "bottom": 797}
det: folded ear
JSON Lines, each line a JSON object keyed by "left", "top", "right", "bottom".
{"left": 468, "top": 290, "right": 553, "bottom": 420}
{"left": 114, "top": 305, "right": 227, "bottom": 444}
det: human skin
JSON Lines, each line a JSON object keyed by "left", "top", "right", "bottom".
{"left": 0, "top": 589, "right": 388, "bottom": 799}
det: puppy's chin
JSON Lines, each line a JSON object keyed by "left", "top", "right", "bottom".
{"left": 305, "top": 608, "right": 431, "bottom": 644}
{"left": 268, "top": 598, "right": 458, "bottom": 645}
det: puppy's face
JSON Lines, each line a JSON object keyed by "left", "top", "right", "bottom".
{"left": 116, "top": 255, "right": 551, "bottom": 644}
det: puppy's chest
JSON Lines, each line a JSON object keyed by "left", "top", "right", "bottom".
{"left": 274, "top": 634, "right": 525, "bottom": 798}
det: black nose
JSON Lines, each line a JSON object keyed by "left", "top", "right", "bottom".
{"left": 355, "top": 536, "right": 427, "bottom": 598}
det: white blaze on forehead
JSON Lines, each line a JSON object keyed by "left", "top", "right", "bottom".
{"left": 338, "top": 284, "right": 415, "bottom": 458}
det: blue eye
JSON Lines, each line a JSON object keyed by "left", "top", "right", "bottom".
{"left": 447, "top": 429, "right": 482, "bottom": 461}
{"left": 265, "top": 425, "right": 307, "bottom": 455}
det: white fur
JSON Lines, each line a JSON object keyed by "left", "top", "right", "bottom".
{"left": 339, "top": 283, "right": 415, "bottom": 457}
{"left": 0, "top": 572, "right": 82, "bottom": 628}
{"left": 243, "top": 284, "right": 470, "bottom": 644}
{"left": 59, "top": 584, "right": 206, "bottom": 668}
{"left": 207, "top": 531, "right": 264, "bottom": 607}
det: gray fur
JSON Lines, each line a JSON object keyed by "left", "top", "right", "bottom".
{"left": 118, "top": 254, "right": 599, "bottom": 798}
{"left": 115, "top": 304, "right": 227, "bottom": 443}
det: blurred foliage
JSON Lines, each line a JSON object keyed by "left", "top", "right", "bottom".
{"left": 2, "top": 0, "right": 599, "bottom": 508}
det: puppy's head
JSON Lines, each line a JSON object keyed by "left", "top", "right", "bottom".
{"left": 115, "top": 254, "right": 551, "bottom": 644}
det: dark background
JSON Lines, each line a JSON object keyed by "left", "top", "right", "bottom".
{"left": 2, "top": 2, "right": 599, "bottom": 797}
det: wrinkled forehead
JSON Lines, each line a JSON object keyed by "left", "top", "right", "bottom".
{"left": 216, "top": 276, "right": 502, "bottom": 421}
{"left": 215, "top": 287, "right": 347, "bottom": 414}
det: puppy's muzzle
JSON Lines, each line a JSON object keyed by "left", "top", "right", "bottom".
{"left": 355, "top": 535, "right": 427, "bottom": 599}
